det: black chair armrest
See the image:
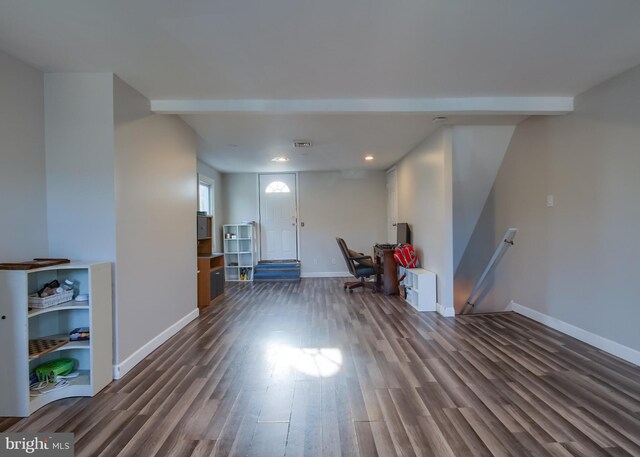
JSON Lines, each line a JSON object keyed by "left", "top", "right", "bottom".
{"left": 348, "top": 254, "right": 371, "bottom": 262}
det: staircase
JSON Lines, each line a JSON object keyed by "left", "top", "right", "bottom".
{"left": 253, "top": 260, "right": 301, "bottom": 282}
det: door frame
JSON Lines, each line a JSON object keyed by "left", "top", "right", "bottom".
{"left": 257, "top": 172, "right": 300, "bottom": 261}
{"left": 198, "top": 173, "right": 216, "bottom": 250}
{"left": 386, "top": 166, "right": 398, "bottom": 244}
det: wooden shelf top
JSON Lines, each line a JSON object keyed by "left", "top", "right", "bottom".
{"left": 198, "top": 253, "right": 224, "bottom": 259}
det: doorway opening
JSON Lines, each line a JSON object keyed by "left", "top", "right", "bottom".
{"left": 258, "top": 173, "right": 298, "bottom": 261}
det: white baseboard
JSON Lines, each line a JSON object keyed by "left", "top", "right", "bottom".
{"left": 300, "top": 271, "right": 352, "bottom": 278}
{"left": 113, "top": 308, "right": 200, "bottom": 379}
{"left": 511, "top": 301, "right": 640, "bottom": 366}
{"left": 437, "top": 303, "right": 455, "bottom": 317}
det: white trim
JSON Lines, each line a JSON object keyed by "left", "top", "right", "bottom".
{"left": 511, "top": 301, "right": 640, "bottom": 366}
{"left": 436, "top": 303, "right": 455, "bottom": 317}
{"left": 113, "top": 308, "right": 200, "bottom": 379}
{"left": 301, "top": 271, "right": 352, "bottom": 278}
{"left": 151, "top": 97, "right": 574, "bottom": 115}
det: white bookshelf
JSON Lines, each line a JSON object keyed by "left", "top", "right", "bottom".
{"left": 404, "top": 268, "right": 437, "bottom": 312}
{"left": 223, "top": 224, "right": 256, "bottom": 281}
{"left": 0, "top": 262, "right": 113, "bottom": 417}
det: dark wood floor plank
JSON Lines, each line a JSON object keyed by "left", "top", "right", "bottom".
{"left": 2, "top": 278, "right": 640, "bottom": 457}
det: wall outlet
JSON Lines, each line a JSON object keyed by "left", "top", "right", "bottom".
{"left": 547, "top": 194, "right": 555, "bottom": 207}
{"left": 314, "top": 258, "right": 318, "bottom": 265}
{"left": 331, "top": 258, "right": 336, "bottom": 265}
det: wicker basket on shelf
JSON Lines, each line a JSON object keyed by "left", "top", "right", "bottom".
{"left": 28, "top": 290, "right": 74, "bottom": 309}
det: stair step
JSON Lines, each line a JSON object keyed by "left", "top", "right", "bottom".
{"left": 253, "top": 260, "right": 301, "bottom": 282}
{"left": 256, "top": 261, "right": 301, "bottom": 270}
{"left": 254, "top": 277, "right": 300, "bottom": 283}
{"left": 254, "top": 268, "right": 300, "bottom": 275}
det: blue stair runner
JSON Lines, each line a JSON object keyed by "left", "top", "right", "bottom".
{"left": 253, "top": 260, "right": 301, "bottom": 282}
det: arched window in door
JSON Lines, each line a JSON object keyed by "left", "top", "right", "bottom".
{"left": 265, "top": 181, "right": 291, "bottom": 193}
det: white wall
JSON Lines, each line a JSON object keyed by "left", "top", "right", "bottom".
{"left": 44, "top": 73, "right": 116, "bottom": 261}
{"left": 0, "top": 50, "right": 48, "bottom": 260}
{"left": 113, "top": 76, "right": 198, "bottom": 367}
{"left": 395, "top": 128, "right": 454, "bottom": 313}
{"left": 222, "top": 173, "right": 258, "bottom": 225}
{"left": 451, "top": 126, "right": 515, "bottom": 271}
{"left": 298, "top": 171, "right": 386, "bottom": 276}
{"left": 197, "top": 158, "right": 224, "bottom": 252}
{"left": 457, "top": 63, "right": 640, "bottom": 355}
{"left": 221, "top": 171, "right": 386, "bottom": 274}
{"left": 44, "top": 73, "right": 199, "bottom": 374}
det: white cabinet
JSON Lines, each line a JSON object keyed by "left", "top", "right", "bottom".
{"left": 0, "top": 262, "right": 113, "bottom": 417}
{"left": 404, "top": 268, "right": 437, "bottom": 312}
{"left": 223, "top": 224, "right": 256, "bottom": 281}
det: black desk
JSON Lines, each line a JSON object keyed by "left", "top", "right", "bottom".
{"left": 374, "top": 245, "right": 399, "bottom": 295}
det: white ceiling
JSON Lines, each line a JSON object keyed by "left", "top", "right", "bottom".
{"left": 190, "top": 113, "right": 437, "bottom": 173}
{"left": 188, "top": 113, "right": 526, "bottom": 172}
{"left": 2, "top": 0, "right": 640, "bottom": 171}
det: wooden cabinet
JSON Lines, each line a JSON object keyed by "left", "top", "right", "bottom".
{"left": 197, "top": 215, "right": 213, "bottom": 256}
{"left": 197, "top": 254, "right": 224, "bottom": 307}
{"left": 197, "top": 214, "right": 223, "bottom": 307}
{"left": 197, "top": 215, "right": 212, "bottom": 240}
{"left": 0, "top": 262, "right": 113, "bottom": 417}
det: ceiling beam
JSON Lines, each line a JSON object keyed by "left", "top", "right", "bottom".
{"left": 150, "top": 97, "right": 573, "bottom": 115}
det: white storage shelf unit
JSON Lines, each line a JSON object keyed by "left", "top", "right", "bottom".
{"left": 223, "top": 224, "right": 256, "bottom": 281}
{"left": 404, "top": 268, "right": 437, "bottom": 312}
{"left": 0, "top": 262, "right": 113, "bottom": 417}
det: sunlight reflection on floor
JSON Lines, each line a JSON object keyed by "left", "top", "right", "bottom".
{"left": 266, "top": 343, "right": 343, "bottom": 378}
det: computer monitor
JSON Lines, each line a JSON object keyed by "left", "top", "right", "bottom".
{"left": 397, "top": 223, "right": 411, "bottom": 245}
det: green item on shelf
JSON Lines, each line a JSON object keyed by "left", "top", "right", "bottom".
{"left": 34, "top": 358, "right": 75, "bottom": 382}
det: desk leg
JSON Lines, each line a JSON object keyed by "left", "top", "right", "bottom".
{"left": 374, "top": 255, "right": 382, "bottom": 293}
{"left": 382, "top": 251, "right": 399, "bottom": 295}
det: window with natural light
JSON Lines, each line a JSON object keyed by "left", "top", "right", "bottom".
{"left": 199, "top": 182, "right": 211, "bottom": 214}
{"left": 265, "top": 181, "right": 290, "bottom": 193}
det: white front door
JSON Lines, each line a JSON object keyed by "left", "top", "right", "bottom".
{"left": 387, "top": 168, "right": 398, "bottom": 243}
{"left": 259, "top": 173, "right": 298, "bottom": 260}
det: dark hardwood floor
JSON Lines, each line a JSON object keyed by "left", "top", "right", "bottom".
{"left": 3, "top": 278, "right": 640, "bottom": 456}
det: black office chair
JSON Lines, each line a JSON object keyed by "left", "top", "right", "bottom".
{"left": 336, "top": 237, "right": 380, "bottom": 292}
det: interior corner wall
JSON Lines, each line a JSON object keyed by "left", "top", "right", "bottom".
{"left": 197, "top": 159, "right": 224, "bottom": 252}
{"left": 113, "top": 76, "right": 198, "bottom": 367}
{"left": 0, "top": 50, "right": 48, "bottom": 260}
{"left": 395, "top": 128, "right": 454, "bottom": 312}
{"left": 298, "top": 170, "right": 386, "bottom": 276}
{"left": 457, "top": 63, "right": 640, "bottom": 354}
{"left": 44, "top": 73, "right": 116, "bottom": 261}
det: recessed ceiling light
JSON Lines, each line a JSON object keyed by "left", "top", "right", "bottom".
{"left": 365, "top": 155, "right": 374, "bottom": 161}
{"left": 272, "top": 156, "right": 289, "bottom": 162}
{"left": 293, "top": 140, "right": 312, "bottom": 148}
{"left": 432, "top": 116, "right": 448, "bottom": 123}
